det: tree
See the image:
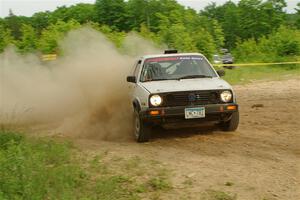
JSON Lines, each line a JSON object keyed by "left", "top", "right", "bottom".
{"left": 139, "top": 23, "right": 160, "bottom": 43}
{"left": 48, "top": 4, "right": 96, "bottom": 24}
{"left": 37, "top": 20, "right": 81, "bottom": 54}
{"left": 3, "top": 9, "right": 31, "bottom": 40}
{"left": 296, "top": 3, "right": 300, "bottom": 28}
{"left": 238, "top": 0, "right": 287, "bottom": 40}
{"left": 164, "top": 23, "right": 197, "bottom": 52}
{"left": 127, "top": 0, "right": 150, "bottom": 30}
{"left": 0, "top": 0, "right": 295, "bottom": 61}
{"left": 95, "top": 0, "right": 129, "bottom": 31}
{"left": 233, "top": 26, "right": 300, "bottom": 62}
{"left": 201, "top": 0, "right": 289, "bottom": 48}
{"left": 192, "top": 28, "right": 217, "bottom": 60}
{"left": 31, "top": 12, "right": 51, "bottom": 35}
{"left": 66, "top": 3, "right": 97, "bottom": 23}
{"left": 238, "top": 0, "right": 268, "bottom": 39}
{"left": 262, "top": 0, "right": 287, "bottom": 29}
{"left": 0, "top": 25, "right": 15, "bottom": 52}
{"left": 17, "top": 24, "right": 37, "bottom": 53}
{"left": 95, "top": 24, "right": 126, "bottom": 47}
{"left": 202, "top": 1, "right": 240, "bottom": 49}
{"left": 270, "top": 26, "right": 300, "bottom": 56}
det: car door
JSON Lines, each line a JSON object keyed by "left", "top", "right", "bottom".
{"left": 128, "top": 60, "right": 141, "bottom": 100}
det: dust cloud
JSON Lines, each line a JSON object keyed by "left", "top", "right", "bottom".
{"left": 0, "top": 27, "right": 161, "bottom": 140}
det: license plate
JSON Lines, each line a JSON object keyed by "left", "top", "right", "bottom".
{"left": 185, "top": 107, "right": 205, "bottom": 119}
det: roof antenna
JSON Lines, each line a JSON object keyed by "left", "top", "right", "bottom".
{"left": 164, "top": 50, "right": 178, "bottom": 54}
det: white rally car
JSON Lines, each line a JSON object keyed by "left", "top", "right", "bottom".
{"left": 127, "top": 50, "right": 239, "bottom": 142}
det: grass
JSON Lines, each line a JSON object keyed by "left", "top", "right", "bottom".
{"left": 0, "top": 129, "right": 173, "bottom": 200}
{"left": 201, "top": 190, "right": 237, "bottom": 200}
{"left": 217, "top": 64, "right": 300, "bottom": 85}
{"left": 147, "top": 177, "right": 172, "bottom": 191}
{"left": 0, "top": 130, "right": 83, "bottom": 200}
{"left": 93, "top": 175, "right": 138, "bottom": 200}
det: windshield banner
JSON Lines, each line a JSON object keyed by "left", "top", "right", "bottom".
{"left": 145, "top": 56, "right": 203, "bottom": 63}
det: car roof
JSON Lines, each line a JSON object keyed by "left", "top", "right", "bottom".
{"left": 140, "top": 53, "right": 205, "bottom": 60}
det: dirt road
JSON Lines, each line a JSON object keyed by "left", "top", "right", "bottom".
{"left": 75, "top": 78, "right": 300, "bottom": 200}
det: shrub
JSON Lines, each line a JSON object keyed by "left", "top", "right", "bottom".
{"left": 0, "top": 130, "right": 84, "bottom": 200}
{"left": 233, "top": 26, "right": 300, "bottom": 62}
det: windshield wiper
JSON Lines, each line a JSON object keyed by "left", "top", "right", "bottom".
{"left": 143, "top": 78, "right": 176, "bottom": 82}
{"left": 177, "top": 75, "right": 212, "bottom": 80}
{"left": 151, "top": 78, "right": 169, "bottom": 81}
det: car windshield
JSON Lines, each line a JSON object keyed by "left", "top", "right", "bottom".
{"left": 213, "top": 55, "right": 221, "bottom": 61}
{"left": 140, "top": 55, "right": 217, "bottom": 82}
{"left": 223, "top": 54, "right": 232, "bottom": 59}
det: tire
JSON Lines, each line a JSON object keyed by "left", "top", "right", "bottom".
{"left": 220, "top": 111, "right": 239, "bottom": 131}
{"left": 134, "top": 110, "right": 151, "bottom": 143}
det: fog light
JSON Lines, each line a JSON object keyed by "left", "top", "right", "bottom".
{"left": 149, "top": 110, "right": 160, "bottom": 115}
{"left": 227, "top": 105, "right": 237, "bottom": 110}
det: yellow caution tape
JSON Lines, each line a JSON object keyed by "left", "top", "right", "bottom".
{"left": 41, "top": 54, "right": 57, "bottom": 61}
{"left": 214, "top": 61, "right": 300, "bottom": 67}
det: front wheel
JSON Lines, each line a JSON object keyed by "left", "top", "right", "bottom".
{"left": 220, "top": 111, "right": 239, "bottom": 131}
{"left": 134, "top": 110, "right": 151, "bottom": 142}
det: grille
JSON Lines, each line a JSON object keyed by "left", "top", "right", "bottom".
{"left": 160, "top": 90, "right": 224, "bottom": 107}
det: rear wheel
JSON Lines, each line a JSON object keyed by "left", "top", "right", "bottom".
{"left": 220, "top": 111, "right": 239, "bottom": 131}
{"left": 134, "top": 110, "right": 151, "bottom": 142}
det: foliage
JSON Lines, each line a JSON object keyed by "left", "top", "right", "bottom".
{"left": 95, "top": 0, "right": 129, "bottom": 31}
{"left": 0, "top": 0, "right": 299, "bottom": 61}
{"left": 233, "top": 26, "right": 300, "bottom": 62}
{"left": 95, "top": 24, "right": 126, "bottom": 48}
{"left": 16, "top": 24, "right": 37, "bottom": 53}
{"left": 2, "top": 10, "right": 31, "bottom": 40}
{"left": 0, "top": 130, "right": 83, "bottom": 200}
{"left": 50, "top": 4, "right": 97, "bottom": 25}
{"left": 30, "top": 11, "right": 51, "bottom": 34}
{"left": 0, "top": 130, "right": 174, "bottom": 199}
{"left": 202, "top": 0, "right": 288, "bottom": 49}
{"left": 296, "top": 3, "right": 300, "bottom": 28}
{"left": 0, "top": 25, "right": 15, "bottom": 52}
{"left": 37, "top": 20, "right": 81, "bottom": 54}
{"left": 139, "top": 23, "right": 160, "bottom": 43}
{"left": 203, "top": 189, "right": 237, "bottom": 200}
{"left": 192, "top": 28, "right": 217, "bottom": 60}
{"left": 147, "top": 177, "right": 172, "bottom": 191}
{"left": 158, "top": 23, "right": 197, "bottom": 52}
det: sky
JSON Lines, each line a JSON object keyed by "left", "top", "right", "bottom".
{"left": 0, "top": 0, "right": 298, "bottom": 17}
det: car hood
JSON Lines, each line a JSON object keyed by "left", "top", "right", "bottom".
{"left": 140, "top": 78, "right": 232, "bottom": 93}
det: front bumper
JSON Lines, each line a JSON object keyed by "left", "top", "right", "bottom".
{"left": 140, "top": 103, "right": 238, "bottom": 126}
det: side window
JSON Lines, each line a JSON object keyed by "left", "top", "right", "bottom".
{"left": 133, "top": 60, "right": 141, "bottom": 78}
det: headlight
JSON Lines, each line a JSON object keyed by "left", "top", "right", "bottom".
{"left": 150, "top": 95, "right": 162, "bottom": 106}
{"left": 220, "top": 91, "right": 232, "bottom": 103}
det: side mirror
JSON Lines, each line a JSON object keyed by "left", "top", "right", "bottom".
{"left": 217, "top": 70, "right": 225, "bottom": 77}
{"left": 127, "top": 76, "right": 136, "bottom": 83}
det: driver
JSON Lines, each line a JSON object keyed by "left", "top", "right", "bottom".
{"left": 144, "top": 63, "right": 164, "bottom": 80}
{"left": 174, "top": 60, "right": 197, "bottom": 76}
